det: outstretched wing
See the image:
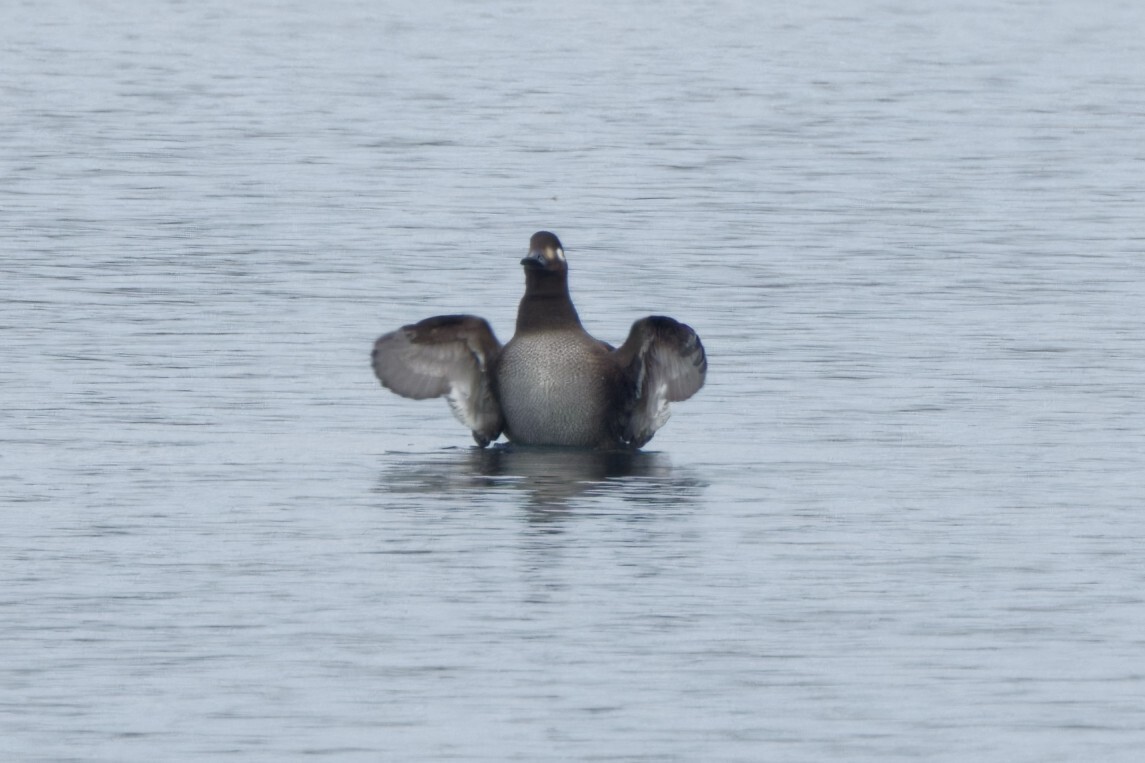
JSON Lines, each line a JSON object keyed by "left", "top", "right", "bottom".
{"left": 612, "top": 316, "right": 707, "bottom": 448}
{"left": 372, "top": 315, "right": 504, "bottom": 447}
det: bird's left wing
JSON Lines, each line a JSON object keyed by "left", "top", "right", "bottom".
{"left": 611, "top": 316, "right": 707, "bottom": 448}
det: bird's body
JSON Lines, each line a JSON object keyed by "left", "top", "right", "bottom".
{"left": 372, "top": 232, "right": 706, "bottom": 449}
{"left": 496, "top": 330, "right": 616, "bottom": 447}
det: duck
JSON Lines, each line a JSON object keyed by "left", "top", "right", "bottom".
{"left": 371, "top": 231, "right": 706, "bottom": 449}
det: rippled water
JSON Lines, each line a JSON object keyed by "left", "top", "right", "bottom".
{"left": 3, "top": 0, "right": 1145, "bottom": 760}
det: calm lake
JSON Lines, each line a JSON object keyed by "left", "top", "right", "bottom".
{"left": 3, "top": 0, "right": 1144, "bottom": 760}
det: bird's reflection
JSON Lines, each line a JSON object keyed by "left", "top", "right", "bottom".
{"left": 376, "top": 444, "right": 706, "bottom": 517}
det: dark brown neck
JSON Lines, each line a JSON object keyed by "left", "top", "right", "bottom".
{"left": 516, "top": 269, "right": 582, "bottom": 333}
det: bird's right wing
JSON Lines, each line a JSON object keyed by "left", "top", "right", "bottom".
{"left": 372, "top": 315, "right": 504, "bottom": 446}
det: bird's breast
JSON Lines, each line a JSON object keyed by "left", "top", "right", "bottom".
{"left": 495, "top": 332, "right": 615, "bottom": 447}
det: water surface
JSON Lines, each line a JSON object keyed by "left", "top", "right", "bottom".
{"left": 3, "top": 0, "right": 1144, "bottom": 760}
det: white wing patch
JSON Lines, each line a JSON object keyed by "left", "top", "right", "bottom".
{"left": 649, "top": 380, "right": 672, "bottom": 432}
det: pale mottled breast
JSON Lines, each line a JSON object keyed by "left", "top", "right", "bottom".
{"left": 494, "top": 331, "right": 615, "bottom": 447}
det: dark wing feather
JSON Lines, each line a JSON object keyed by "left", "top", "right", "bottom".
{"left": 612, "top": 316, "right": 707, "bottom": 448}
{"left": 372, "top": 315, "right": 504, "bottom": 446}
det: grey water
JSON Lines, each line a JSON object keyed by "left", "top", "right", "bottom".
{"left": 3, "top": 0, "right": 1144, "bottom": 760}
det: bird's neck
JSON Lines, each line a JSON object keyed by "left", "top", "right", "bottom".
{"left": 516, "top": 270, "right": 582, "bottom": 333}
